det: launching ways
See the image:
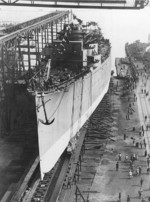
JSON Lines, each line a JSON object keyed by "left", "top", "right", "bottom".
{"left": 0, "top": 10, "right": 70, "bottom": 201}
{"left": 0, "top": 0, "right": 149, "bottom": 9}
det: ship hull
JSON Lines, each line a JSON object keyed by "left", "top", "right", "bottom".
{"left": 36, "top": 56, "right": 111, "bottom": 177}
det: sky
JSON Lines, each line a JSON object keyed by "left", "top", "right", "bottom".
{"left": 0, "top": 5, "right": 150, "bottom": 70}
{"left": 74, "top": 7, "right": 150, "bottom": 69}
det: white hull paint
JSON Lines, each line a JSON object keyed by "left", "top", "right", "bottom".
{"left": 36, "top": 56, "right": 111, "bottom": 178}
{"left": 40, "top": 80, "right": 109, "bottom": 177}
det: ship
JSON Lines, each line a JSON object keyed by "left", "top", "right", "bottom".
{"left": 125, "top": 40, "right": 150, "bottom": 72}
{"left": 116, "top": 40, "right": 150, "bottom": 88}
{"left": 115, "top": 57, "right": 130, "bottom": 78}
{"left": 0, "top": 12, "right": 111, "bottom": 181}
{"left": 27, "top": 17, "right": 111, "bottom": 178}
{"left": 125, "top": 41, "right": 150, "bottom": 79}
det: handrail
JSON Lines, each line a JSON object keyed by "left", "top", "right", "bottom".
{"left": 28, "top": 68, "right": 90, "bottom": 93}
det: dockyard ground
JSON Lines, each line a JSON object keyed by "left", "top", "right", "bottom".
{"left": 76, "top": 61, "right": 150, "bottom": 202}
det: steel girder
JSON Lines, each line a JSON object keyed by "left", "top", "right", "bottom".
{"left": 0, "top": 0, "right": 149, "bottom": 9}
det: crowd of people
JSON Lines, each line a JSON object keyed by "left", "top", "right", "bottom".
{"left": 112, "top": 66, "right": 150, "bottom": 202}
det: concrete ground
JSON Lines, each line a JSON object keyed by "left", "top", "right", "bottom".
{"left": 85, "top": 66, "right": 150, "bottom": 202}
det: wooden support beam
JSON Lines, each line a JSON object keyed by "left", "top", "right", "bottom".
{"left": 41, "top": 30, "right": 44, "bottom": 50}
{"left": 37, "top": 29, "right": 40, "bottom": 54}
{"left": 17, "top": 45, "right": 35, "bottom": 49}
{"left": 44, "top": 28, "right": 47, "bottom": 44}
{"left": 21, "top": 51, "right": 39, "bottom": 55}
{"left": 27, "top": 35, "right": 31, "bottom": 77}
{"left": 56, "top": 22, "right": 58, "bottom": 37}
{"left": 0, "top": 0, "right": 7, "bottom": 3}
{"left": 51, "top": 24, "right": 53, "bottom": 43}
{"left": 46, "top": 25, "right": 49, "bottom": 43}
{"left": 12, "top": 0, "right": 19, "bottom": 3}
{"left": 1, "top": 45, "right": 5, "bottom": 88}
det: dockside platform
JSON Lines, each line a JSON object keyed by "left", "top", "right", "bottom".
{"left": 58, "top": 61, "right": 150, "bottom": 202}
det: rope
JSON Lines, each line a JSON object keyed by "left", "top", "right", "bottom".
{"left": 46, "top": 86, "right": 66, "bottom": 121}
{"left": 78, "top": 76, "right": 84, "bottom": 131}
{"left": 37, "top": 70, "right": 77, "bottom": 107}
{"left": 70, "top": 81, "right": 75, "bottom": 139}
{"left": 36, "top": 85, "right": 66, "bottom": 125}
{"left": 90, "top": 71, "right": 93, "bottom": 110}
